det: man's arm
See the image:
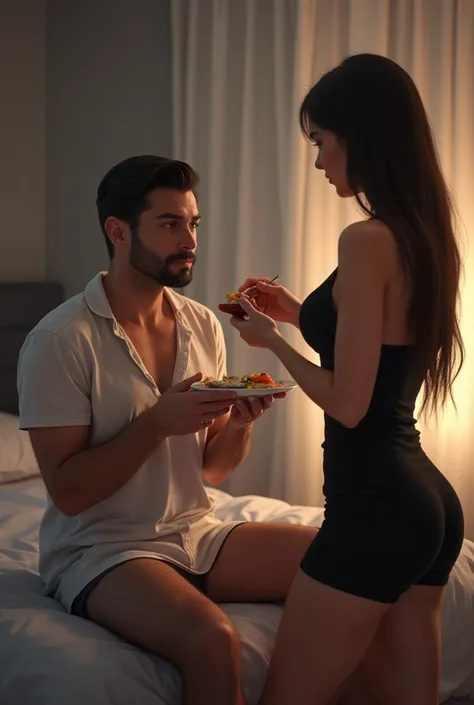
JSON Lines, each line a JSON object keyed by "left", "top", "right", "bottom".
{"left": 27, "top": 407, "right": 167, "bottom": 517}
{"left": 202, "top": 413, "right": 253, "bottom": 486}
{"left": 18, "top": 328, "right": 167, "bottom": 516}
{"left": 201, "top": 314, "right": 255, "bottom": 486}
{"left": 28, "top": 374, "right": 237, "bottom": 516}
{"left": 18, "top": 326, "right": 236, "bottom": 515}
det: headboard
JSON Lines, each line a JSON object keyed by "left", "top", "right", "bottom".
{"left": 0, "top": 282, "right": 63, "bottom": 415}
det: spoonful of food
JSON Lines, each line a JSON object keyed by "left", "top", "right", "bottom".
{"left": 218, "top": 276, "right": 279, "bottom": 319}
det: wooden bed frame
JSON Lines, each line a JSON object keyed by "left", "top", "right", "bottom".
{"left": 0, "top": 282, "right": 63, "bottom": 414}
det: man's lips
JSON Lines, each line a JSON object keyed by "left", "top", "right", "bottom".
{"left": 170, "top": 257, "right": 195, "bottom": 265}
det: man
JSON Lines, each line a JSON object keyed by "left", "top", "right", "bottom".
{"left": 17, "top": 156, "right": 316, "bottom": 705}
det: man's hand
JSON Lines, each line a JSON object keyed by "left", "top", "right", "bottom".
{"left": 202, "top": 390, "right": 286, "bottom": 485}
{"left": 153, "top": 373, "right": 237, "bottom": 437}
{"left": 228, "top": 392, "right": 286, "bottom": 427}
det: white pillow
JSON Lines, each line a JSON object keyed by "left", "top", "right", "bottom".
{"left": 0, "top": 413, "right": 40, "bottom": 483}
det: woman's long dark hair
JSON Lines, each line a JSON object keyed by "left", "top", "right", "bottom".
{"left": 300, "top": 53, "right": 464, "bottom": 418}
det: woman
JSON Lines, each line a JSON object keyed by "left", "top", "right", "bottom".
{"left": 230, "top": 54, "right": 465, "bottom": 705}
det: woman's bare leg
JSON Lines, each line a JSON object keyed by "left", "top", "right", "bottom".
{"left": 256, "top": 569, "right": 389, "bottom": 705}
{"left": 340, "top": 585, "right": 444, "bottom": 705}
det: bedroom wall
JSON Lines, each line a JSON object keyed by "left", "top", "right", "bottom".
{"left": 46, "top": 0, "right": 174, "bottom": 298}
{"left": 0, "top": 0, "right": 47, "bottom": 281}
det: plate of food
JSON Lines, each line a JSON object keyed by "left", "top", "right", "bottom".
{"left": 191, "top": 373, "right": 297, "bottom": 397}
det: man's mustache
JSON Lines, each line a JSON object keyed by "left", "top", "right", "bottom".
{"left": 167, "top": 253, "right": 197, "bottom": 265}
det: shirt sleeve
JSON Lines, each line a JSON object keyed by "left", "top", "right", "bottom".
{"left": 17, "top": 330, "right": 92, "bottom": 429}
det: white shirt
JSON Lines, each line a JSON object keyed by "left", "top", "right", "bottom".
{"left": 18, "top": 273, "right": 242, "bottom": 612}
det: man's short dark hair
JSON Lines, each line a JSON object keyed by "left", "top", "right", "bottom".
{"left": 96, "top": 155, "right": 199, "bottom": 258}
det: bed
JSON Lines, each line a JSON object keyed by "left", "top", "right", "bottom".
{"left": 1, "top": 282, "right": 474, "bottom": 705}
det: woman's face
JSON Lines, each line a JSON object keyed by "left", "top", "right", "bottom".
{"left": 309, "top": 126, "right": 353, "bottom": 198}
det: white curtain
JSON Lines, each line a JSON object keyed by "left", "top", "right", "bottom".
{"left": 171, "top": 0, "right": 474, "bottom": 538}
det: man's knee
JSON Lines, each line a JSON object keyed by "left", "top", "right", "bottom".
{"left": 182, "top": 611, "right": 241, "bottom": 667}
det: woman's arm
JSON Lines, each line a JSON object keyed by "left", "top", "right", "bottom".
{"left": 271, "top": 223, "right": 389, "bottom": 426}
{"left": 234, "top": 222, "right": 390, "bottom": 427}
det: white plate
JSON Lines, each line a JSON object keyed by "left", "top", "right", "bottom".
{"left": 191, "top": 381, "right": 297, "bottom": 397}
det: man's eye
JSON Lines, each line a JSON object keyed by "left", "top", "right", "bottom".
{"left": 162, "top": 222, "right": 177, "bottom": 228}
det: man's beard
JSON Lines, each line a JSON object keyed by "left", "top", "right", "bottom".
{"left": 129, "top": 232, "right": 196, "bottom": 288}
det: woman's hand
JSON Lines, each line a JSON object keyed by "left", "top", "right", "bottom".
{"left": 237, "top": 277, "right": 302, "bottom": 327}
{"left": 230, "top": 296, "right": 281, "bottom": 348}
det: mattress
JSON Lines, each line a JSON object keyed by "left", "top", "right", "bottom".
{"left": 0, "top": 477, "right": 473, "bottom": 705}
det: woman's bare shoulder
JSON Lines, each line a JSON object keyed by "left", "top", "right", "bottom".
{"left": 338, "top": 219, "right": 399, "bottom": 271}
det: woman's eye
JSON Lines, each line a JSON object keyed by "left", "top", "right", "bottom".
{"left": 191, "top": 222, "right": 200, "bottom": 229}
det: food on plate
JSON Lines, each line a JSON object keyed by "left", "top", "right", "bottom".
{"left": 197, "top": 373, "right": 285, "bottom": 389}
{"left": 218, "top": 289, "right": 247, "bottom": 318}
{"left": 225, "top": 290, "right": 243, "bottom": 303}
{"left": 218, "top": 278, "right": 278, "bottom": 318}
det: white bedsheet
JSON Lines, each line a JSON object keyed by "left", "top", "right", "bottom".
{"left": 0, "top": 477, "right": 473, "bottom": 705}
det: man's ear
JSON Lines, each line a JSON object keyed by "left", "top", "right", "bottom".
{"left": 105, "top": 217, "right": 128, "bottom": 253}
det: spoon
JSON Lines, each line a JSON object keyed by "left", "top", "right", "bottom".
{"left": 244, "top": 275, "right": 279, "bottom": 298}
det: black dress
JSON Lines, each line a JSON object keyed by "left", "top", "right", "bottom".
{"left": 298, "top": 269, "right": 464, "bottom": 602}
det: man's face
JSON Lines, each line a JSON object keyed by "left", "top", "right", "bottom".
{"left": 128, "top": 188, "right": 200, "bottom": 288}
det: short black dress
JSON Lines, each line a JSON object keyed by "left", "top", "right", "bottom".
{"left": 299, "top": 269, "right": 464, "bottom": 602}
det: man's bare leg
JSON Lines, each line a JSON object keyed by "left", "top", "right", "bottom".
{"left": 86, "top": 523, "right": 317, "bottom": 704}
{"left": 86, "top": 558, "right": 245, "bottom": 705}
{"left": 206, "top": 522, "right": 317, "bottom": 602}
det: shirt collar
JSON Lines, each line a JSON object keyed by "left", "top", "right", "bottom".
{"left": 85, "top": 272, "right": 189, "bottom": 319}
